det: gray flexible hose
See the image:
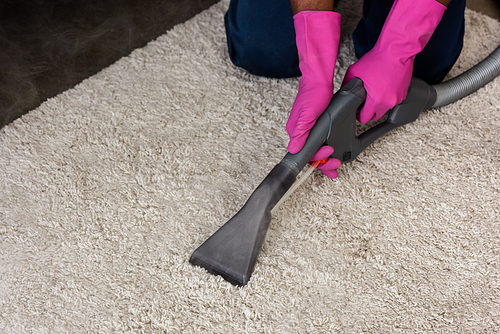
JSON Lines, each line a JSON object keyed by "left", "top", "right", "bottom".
{"left": 431, "top": 45, "right": 500, "bottom": 108}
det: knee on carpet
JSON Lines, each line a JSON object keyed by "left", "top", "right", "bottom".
{"left": 225, "top": 33, "right": 301, "bottom": 78}
{"left": 224, "top": 8, "right": 300, "bottom": 78}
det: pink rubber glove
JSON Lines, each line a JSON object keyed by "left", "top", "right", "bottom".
{"left": 309, "top": 146, "right": 341, "bottom": 179}
{"left": 287, "top": 11, "right": 342, "bottom": 178}
{"left": 343, "top": 0, "right": 446, "bottom": 124}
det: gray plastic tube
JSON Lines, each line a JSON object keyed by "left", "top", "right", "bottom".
{"left": 431, "top": 45, "right": 500, "bottom": 108}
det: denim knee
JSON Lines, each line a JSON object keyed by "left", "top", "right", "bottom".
{"left": 224, "top": 0, "right": 301, "bottom": 78}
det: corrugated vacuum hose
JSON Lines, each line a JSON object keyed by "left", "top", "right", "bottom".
{"left": 432, "top": 45, "right": 500, "bottom": 108}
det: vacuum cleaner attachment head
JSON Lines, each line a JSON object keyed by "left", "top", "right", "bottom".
{"left": 190, "top": 79, "right": 367, "bottom": 286}
{"left": 189, "top": 164, "right": 296, "bottom": 286}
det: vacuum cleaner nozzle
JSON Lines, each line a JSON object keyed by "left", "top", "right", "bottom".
{"left": 189, "top": 164, "right": 296, "bottom": 286}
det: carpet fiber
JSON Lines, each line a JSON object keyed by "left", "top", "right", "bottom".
{"left": 1, "top": 0, "right": 499, "bottom": 332}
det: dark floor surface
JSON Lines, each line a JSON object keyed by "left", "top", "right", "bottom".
{"left": 0, "top": 0, "right": 219, "bottom": 128}
{"left": 0, "top": 0, "right": 499, "bottom": 129}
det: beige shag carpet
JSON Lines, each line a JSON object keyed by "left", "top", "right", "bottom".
{"left": 1, "top": 0, "right": 499, "bottom": 332}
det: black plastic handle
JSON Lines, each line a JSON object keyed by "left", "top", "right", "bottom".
{"left": 280, "top": 78, "right": 367, "bottom": 176}
{"left": 281, "top": 77, "right": 438, "bottom": 175}
{"left": 328, "top": 77, "right": 436, "bottom": 162}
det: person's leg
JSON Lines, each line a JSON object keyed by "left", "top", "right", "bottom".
{"left": 352, "top": 0, "right": 466, "bottom": 84}
{"left": 224, "top": 0, "right": 301, "bottom": 78}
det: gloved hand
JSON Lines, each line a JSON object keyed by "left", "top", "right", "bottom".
{"left": 309, "top": 146, "right": 341, "bottom": 179}
{"left": 287, "top": 10, "right": 342, "bottom": 178}
{"left": 343, "top": 0, "right": 446, "bottom": 124}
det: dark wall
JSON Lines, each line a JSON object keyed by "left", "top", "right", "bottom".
{"left": 0, "top": 0, "right": 220, "bottom": 128}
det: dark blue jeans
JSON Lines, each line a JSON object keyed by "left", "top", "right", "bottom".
{"left": 224, "top": 0, "right": 466, "bottom": 84}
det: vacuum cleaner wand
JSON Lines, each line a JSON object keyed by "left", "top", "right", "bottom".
{"left": 190, "top": 77, "right": 440, "bottom": 286}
